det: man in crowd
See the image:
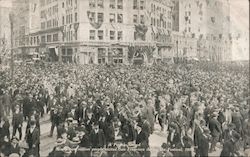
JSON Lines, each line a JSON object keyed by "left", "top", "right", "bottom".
{"left": 12, "top": 106, "right": 23, "bottom": 140}
{"left": 0, "top": 61, "right": 248, "bottom": 156}
{"left": 26, "top": 120, "right": 40, "bottom": 157}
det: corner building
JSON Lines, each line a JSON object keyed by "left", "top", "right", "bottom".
{"left": 33, "top": 0, "right": 173, "bottom": 64}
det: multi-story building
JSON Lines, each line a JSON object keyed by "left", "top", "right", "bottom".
{"left": 26, "top": 0, "right": 173, "bottom": 64}
{"left": 172, "top": 31, "right": 197, "bottom": 61}
{"left": 12, "top": 0, "right": 30, "bottom": 57}
{"left": 0, "top": 6, "right": 11, "bottom": 58}
{"left": 172, "top": 0, "right": 232, "bottom": 61}
{"left": 27, "top": 0, "right": 41, "bottom": 55}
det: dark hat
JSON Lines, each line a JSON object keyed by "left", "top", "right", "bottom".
{"left": 228, "top": 123, "right": 236, "bottom": 129}
{"left": 30, "top": 120, "right": 36, "bottom": 126}
{"left": 72, "top": 137, "right": 80, "bottom": 143}
{"left": 56, "top": 138, "right": 66, "bottom": 146}
{"left": 232, "top": 132, "right": 240, "bottom": 141}
{"left": 169, "top": 122, "right": 179, "bottom": 130}
{"left": 62, "top": 146, "right": 72, "bottom": 154}
{"left": 161, "top": 143, "right": 169, "bottom": 149}
{"left": 9, "top": 153, "right": 20, "bottom": 157}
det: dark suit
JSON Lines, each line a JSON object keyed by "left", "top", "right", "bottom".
{"left": 84, "top": 116, "right": 95, "bottom": 133}
{"left": 194, "top": 125, "right": 203, "bottom": 157}
{"left": 22, "top": 97, "right": 32, "bottom": 120}
{"left": 105, "top": 108, "right": 114, "bottom": 123}
{"left": 90, "top": 129, "right": 106, "bottom": 148}
{"left": 136, "top": 130, "right": 150, "bottom": 157}
{"left": 50, "top": 111, "right": 60, "bottom": 137}
{"left": 136, "top": 131, "right": 149, "bottom": 148}
{"left": 75, "top": 106, "right": 85, "bottom": 124}
{"left": 198, "top": 134, "right": 210, "bottom": 157}
{"left": 220, "top": 140, "right": 238, "bottom": 157}
{"left": 142, "top": 120, "right": 151, "bottom": 138}
{"left": 1, "top": 120, "right": 10, "bottom": 140}
{"left": 8, "top": 144, "right": 20, "bottom": 156}
{"left": 26, "top": 127, "right": 40, "bottom": 157}
{"left": 79, "top": 134, "right": 90, "bottom": 148}
{"left": 209, "top": 118, "right": 221, "bottom": 151}
{"left": 12, "top": 112, "right": 23, "bottom": 139}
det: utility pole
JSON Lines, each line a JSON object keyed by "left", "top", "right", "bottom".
{"left": 9, "top": 13, "right": 14, "bottom": 82}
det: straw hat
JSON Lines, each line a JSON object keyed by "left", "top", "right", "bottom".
{"left": 62, "top": 146, "right": 72, "bottom": 154}
{"left": 9, "top": 153, "right": 20, "bottom": 157}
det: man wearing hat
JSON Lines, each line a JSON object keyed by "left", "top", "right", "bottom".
{"left": 12, "top": 105, "right": 23, "bottom": 140}
{"left": 220, "top": 132, "right": 241, "bottom": 157}
{"left": 25, "top": 120, "right": 40, "bottom": 157}
{"left": 8, "top": 137, "right": 21, "bottom": 156}
{"left": 75, "top": 101, "right": 86, "bottom": 125}
{"left": 198, "top": 128, "right": 210, "bottom": 157}
{"left": 49, "top": 107, "right": 60, "bottom": 137}
{"left": 89, "top": 123, "right": 106, "bottom": 148}
{"left": 208, "top": 112, "right": 222, "bottom": 152}
{"left": 79, "top": 129, "right": 90, "bottom": 148}
{"left": 223, "top": 123, "right": 237, "bottom": 143}
{"left": 135, "top": 124, "right": 149, "bottom": 149}
{"left": 231, "top": 107, "right": 243, "bottom": 134}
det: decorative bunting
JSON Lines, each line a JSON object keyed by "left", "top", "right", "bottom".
{"left": 134, "top": 24, "right": 148, "bottom": 41}
{"left": 87, "top": 11, "right": 103, "bottom": 29}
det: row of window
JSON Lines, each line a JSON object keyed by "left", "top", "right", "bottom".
{"left": 40, "top": 5, "right": 58, "bottom": 19}
{"left": 65, "top": 30, "right": 77, "bottom": 41}
{"left": 88, "top": 12, "right": 123, "bottom": 24}
{"left": 151, "top": 17, "right": 170, "bottom": 29}
{"left": 89, "top": 0, "right": 123, "bottom": 9}
{"left": 133, "top": 14, "right": 145, "bottom": 24}
{"left": 89, "top": 12, "right": 104, "bottom": 23}
{"left": 62, "top": 0, "right": 77, "bottom": 8}
{"left": 41, "top": 33, "right": 59, "bottom": 43}
{"left": 133, "top": 0, "right": 145, "bottom": 10}
{"left": 110, "top": 13, "right": 123, "bottom": 23}
{"left": 89, "top": 30, "right": 123, "bottom": 41}
{"left": 40, "top": 0, "right": 58, "bottom": 7}
{"left": 151, "top": 3, "right": 169, "bottom": 17}
{"left": 63, "top": 13, "right": 78, "bottom": 25}
{"left": 30, "top": 36, "right": 40, "bottom": 46}
{"left": 41, "top": 19, "right": 59, "bottom": 30}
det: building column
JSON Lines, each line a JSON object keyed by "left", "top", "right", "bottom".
{"left": 58, "top": 46, "right": 62, "bottom": 63}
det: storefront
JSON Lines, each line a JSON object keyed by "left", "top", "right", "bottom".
{"left": 79, "top": 47, "right": 96, "bottom": 64}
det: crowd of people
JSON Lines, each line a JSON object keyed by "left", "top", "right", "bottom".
{"left": 0, "top": 60, "right": 249, "bottom": 157}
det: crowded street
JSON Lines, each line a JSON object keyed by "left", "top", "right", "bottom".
{"left": 0, "top": 61, "right": 249, "bottom": 157}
